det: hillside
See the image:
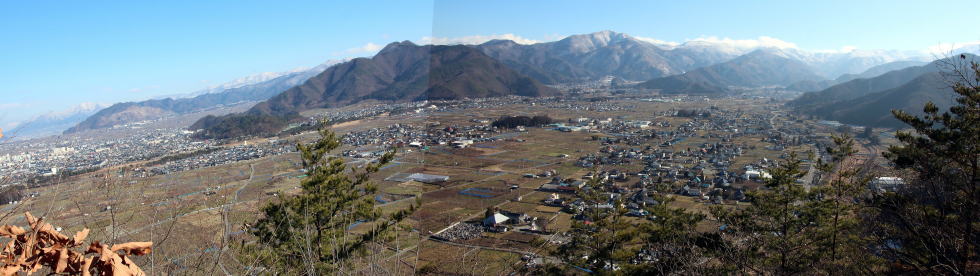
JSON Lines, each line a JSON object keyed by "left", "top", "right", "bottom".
{"left": 64, "top": 64, "right": 331, "bottom": 134}
{"left": 787, "top": 59, "right": 947, "bottom": 111}
{"left": 785, "top": 60, "right": 926, "bottom": 92}
{"left": 788, "top": 54, "right": 978, "bottom": 127}
{"left": 834, "top": 60, "right": 927, "bottom": 83}
{"left": 808, "top": 72, "right": 955, "bottom": 127}
{"left": 636, "top": 49, "right": 825, "bottom": 94}
{"left": 191, "top": 42, "right": 559, "bottom": 139}
{"left": 11, "top": 103, "right": 107, "bottom": 138}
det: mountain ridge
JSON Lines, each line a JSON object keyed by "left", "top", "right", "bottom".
{"left": 475, "top": 30, "right": 742, "bottom": 84}
{"left": 64, "top": 62, "right": 334, "bottom": 134}
{"left": 788, "top": 54, "right": 977, "bottom": 127}
{"left": 636, "top": 48, "right": 826, "bottom": 94}
{"left": 60, "top": 31, "right": 947, "bottom": 136}
{"left": 809, "top": 72, "right": 955, "bottom": 127}
{"left": 9, "top": 103, "right": 109, "bottom": 139}
{"left": 191, "top": 43, "right": 558, "bottom": 139}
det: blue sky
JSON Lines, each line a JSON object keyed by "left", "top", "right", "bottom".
{"left": 2, "top": 0, "right": 978, "bottom": 128}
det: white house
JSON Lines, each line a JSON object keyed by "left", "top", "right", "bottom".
{"left": 744, "top": 170, "right": 771, "bottom": 180}
{"left": 483, "top": 213, "right": 510, "bottom": 226}
{"left": 869, "top": 177, "right": 905, "bottom": 193}
{"left": 452, "top": 139, "right": 474, "bottom": 148}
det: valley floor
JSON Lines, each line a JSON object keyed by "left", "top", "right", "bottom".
{"left": 3, "top": 95, "right": 891, "bottom": 275}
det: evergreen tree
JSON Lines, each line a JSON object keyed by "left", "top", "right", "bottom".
{"left": 557, "top": 173, "right": 639, "bottom": 274}
{"left": 242, "top": 123, "right": 416, "bottom": 274}
{"left": 711, "top": 153, "right": 823, "bottom": 274}
{"left": 812, "top": 134, "right": 881, "bottom": 273}
{"left": 551, "top": 176, "right": 711, "bottom": 275}
{"left": 626, "top": 182, "right": 710, "bottom": 275}
{"left": 861, "top": 126, "right": 881, "bottom": 145}
{"left": 871, "top": 54, "right": 979, "bottom": 274}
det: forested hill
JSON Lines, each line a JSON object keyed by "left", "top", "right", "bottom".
{"left": 191, "top": 42, "right": 558, "bottom": 139}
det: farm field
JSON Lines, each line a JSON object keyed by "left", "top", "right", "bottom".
{"left": 4, "top": 97, "right": 855, "bottom": 275}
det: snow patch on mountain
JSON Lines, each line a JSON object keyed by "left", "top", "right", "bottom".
{"left": 185, "top": 59, "right": 345, "bottom": 98}
{"left": 9, "top": 102, "right": 110, "bottom": 139}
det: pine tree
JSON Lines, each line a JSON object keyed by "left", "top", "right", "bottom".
{"left": 871, "top": 54, "right": 979, "bottom": 274}
{"left": 626, "top": 182, "right": 709, "bottom": 275}
{"left": 711, "top": 153, "right": 823, "bottom": 275}
{"left": 812, "top": 134, "right": 880, "bottom": 273}
{"left": 242, "top": 123, "right": 416, "bottom": 274}
{"left": 557, "top": 172, "right": 639, "bottom": 274}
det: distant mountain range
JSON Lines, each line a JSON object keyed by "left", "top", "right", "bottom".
{"left": 191, "top": 43, "right": 558, "bottom": 138}
{"left": 475, "top": 31, "right": 926, "bottom": 85}
{"left": 814, "top": 73, "right": 952, "bottom": 127}
{"left": 789, "top": 60, "right": 946, "bottom": 109}
{"left": 785, "top": 60, "right": 928, "bottom": 92}
{"left": 776, "top": 48, "right": 924, "bottom": 79}
{"left": 472, "top": 31, "right": 932, "bottom": 96}
{"left": 637, "top": 49, "right": 826, "bottom": 94}
{"left": 54, "top": 31, "right": 957, "bottom": 138}
{"left": 475, "top": 31, "right": 740, "bottom": 84}
{"left": 788, "top": 55, "right": 976, "bottom": 127}
{"left": 9, "top": 103, "right": 109, "bottom": 139}
{"left": 64, "top": 61, "right": 340, "bottom": 134}
{"left": 833, "top": 60, "right": 929, "bottom": 83}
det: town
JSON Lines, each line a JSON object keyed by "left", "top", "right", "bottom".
{"left": 2, "top": 2, "right": 975, "bottom": 274}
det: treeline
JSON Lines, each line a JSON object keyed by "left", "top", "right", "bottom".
{"left": 190, "top": 113, "right": 294, "bottom": 139}
{"left": 0, "top": 185, "right": 24, "bottom": 205}
{"left": 491, "top": 115, "right": 554, "bottom": 128}
{"left": 675, "top": 108, "right": 711, "bottom": 117}
{"left": 143, "top": 147, "right": 223, "bottom": 167}
{"left": 22, "top": 167, "right": 101, "bottom": 188}
{"left": 280, "top": 115, "right": 368, "bottom": 137}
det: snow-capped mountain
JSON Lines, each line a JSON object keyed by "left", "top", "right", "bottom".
{"left": 58, "top": 31, "right": 970, "bottom": 135}
{"left": 668, "top": 37, "right": 796, "bottom": 56}
{"left": 181, "top": 59, "right": 346, "bottom": 98}
{"left": 10, "top": 102, "right": 110, "bottom": 139}
{"left": 64, "top": 60, "right": 345, "bottom": 134}
{"left": 477, "top": 31, "right": 930, "bottom": 84}
{"left": 765, "top": 48, "right": 926, "bottom": 78}
{"left": 476, "top": 30, "right": 743, "bottom": 83}
{"left": 662, "top": 38, "right": 926, "bottom": 78}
